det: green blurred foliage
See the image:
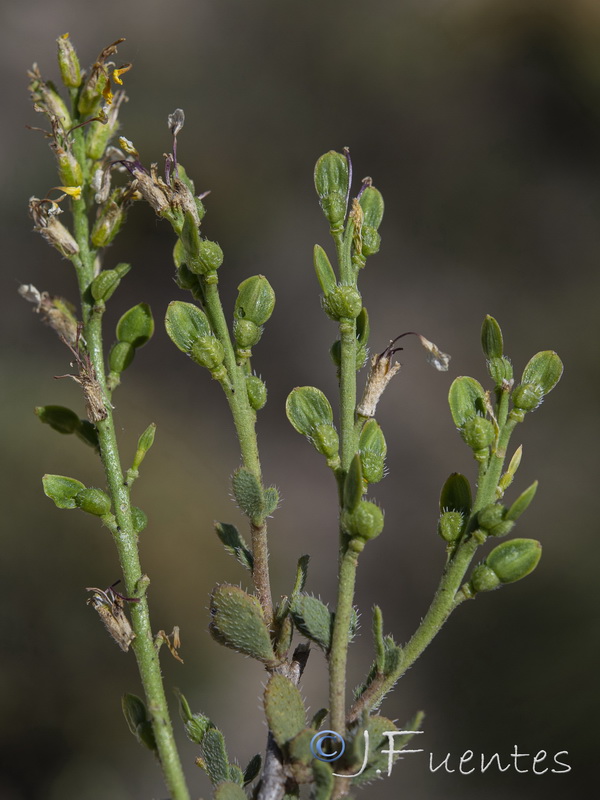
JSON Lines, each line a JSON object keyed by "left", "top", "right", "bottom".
{"left": 1, "top": 0, "right": 597, "bottom": 797}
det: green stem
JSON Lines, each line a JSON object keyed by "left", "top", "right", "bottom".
{"left": 329, "top": 547, "right": 359, "bottom": 735}
{"left": 71, "top": 181, "right": 190, "bottom": 800}
{"left": 202, "top": 278, "right": 273, "bottom": 625}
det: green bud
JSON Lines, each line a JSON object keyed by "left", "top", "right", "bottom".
{"left": 485, "top": 538, "right": 542, "bottom": 584}
{"left": 90, "top": 263, "right": 131, "bottom": 302}
{"left": 498, "top": 445, "right": 522, "bottom": 497}
{"left": 286, "top": 386, "right": 334, "bottom": 437}
{"left": 235, "top": 275, "right": 276, "bottom": 327}
{"left": 246, "top": 375, "right": 267, "bottom": 410}
{"left": 361, "top": 225, "right": 381, "bottom": 256}
{"left": 28, "top": 69, "right": 72, "bottom": 129}
{"left": 521, "top": 351, "right": 563, "bottom": 396}
{"left": 461, "top": 416, "right": 495, "bottom": 451}
{"left": 233, "top": 319, "right": 261, "bottom": 349}
{"left": 75, "top": 487, "right": 111, "bottom": 516}
{"left": 470, "top": 564, "right": 501, "bottom": 593}
{"left": 320, "top": 193, "right": 347, "bottom": 228}
{"left": 481, "top": 315, "right": 503, "bottom": 359}
{"left": 343, "top": 500, "right": 384, "bottom": 541}
{"left": 314, "top": 150, "right": 349, "bottom": 228}
{"left": 131, "top": 506, "right": 148, "bottom": 533}
{"left": 512, "top": 383, "right": 544, "bottom": 412}
{"left": 359, "top": 419, "right": 387, "bottom": 484}
{"left": 165, "top": 301, "right": 211, "bottom": 352}
{"left": 448, "top": 376, "right": 487, "bottom": 428}
{"left": 478, "top": 504, "right": 506, "bottom": 531}
{"left": 42, "top": 474, "right": 86, "bottom": 509}
{"left": 35, "top": 405, "right": 80, "bottom": 435}
{"left": 438, "top": 510, "right": 465, "bottom": 543}
{"left": 91, "top": 197, "right": 127, "bottom": 248}
{"left": 116, "top": 303, "right": 154, "bottom": 348}
{"left": 322, "top": 285, "right": 363, "bottom": 320}
{"left": 175, "top": 689, "right": 210, "bottom": 745}
{"left": 108, "top": 341, "right": 135, "bottom": 374}
{"left": 505, "top": 481, "right": 538, "bottom": 521}
{"left": 55, "top": 148, "right": 83, "bottom": 188}
{"left": 132, "top": 423, "right": 156, "bottom": 471}
{"left": 360, "top": 452, "right": 385, "bottom": 483}
{"left": 439, "top": 472, "right": 472, "bottom": 514}
{"left": 488, "top": 356, "right": 513, "bottom": 385}
{"left": 192, "top": 239, "right": 224, "bottom": 274}
{"left": 56, "top": 34, "right": 82, "bottom": 88}
{"left": 313, "top": 245, "right": 337, "bottom": 295}
{"left": 344, "top": 454, "right": 364, "bottom": 512}
{"left": 190, "top": 336, "right": 225, "bottom": 370}
{"left": 359, "top": 186, "right": 384, "bottom": 230}
{"left": 311, "top": 423, "right": 340, "bottom": 459}
{"left": 78, "top": 63, "right": 109, "bottom": 117}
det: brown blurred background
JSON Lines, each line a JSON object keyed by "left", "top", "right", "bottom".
{"left": 0, "top": 0, "right": 597, "bottom": 797}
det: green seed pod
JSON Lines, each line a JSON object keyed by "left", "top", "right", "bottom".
{"left": 439, "top": 472, "right": 472, "bottom": 514}
{"left": 192, "top": 239, "right": 224, "bottom": 274}
{"left": 361, "top": 225, "right": 381, "bottom": 256}
{"left": 312, "top": 423, "right": 340, "bottom": 459}
{"left": 481, "top": 315, "right": 504, "bottom": 359}
{"left": 55, "top": 148, "right": 83, "bottom": 188}
{"left": 461, "top": 416, "right": 495, "bottom": 451}
{"left": 42, "top": 474, "right": 86, "bottom": 509}
{"left": 116, "top": 303, "right": 154, "bottom": 348}
{"left": 91, "top": 197, "right": 126, "bottom": 248}
{"left": 235, "top": 275, "right": 276, "bottom": 326}
{"left": 75, "top": 487, "right": 111, "bottom": 516}
{"left": 512, "top": 383, "right": 544, "bottom": 412}
{"left": 521, "top": 351, "right": 563, "bottom": 396}
{"left": 470, "top": 564, "right": 501, "bottom": 593}
{"left": 314, "top": 150, "right": 349, "bottom": 228}
{"left": 485, "top": 538, "right": 542, "bottom": 584}
{"left": 359, "top": 419, "right": 387, "bottom": 484}
{"left": 264, "top": 673, "right": 307, "bottom": 749}
{"left": 108, "top": 341, "right": 135, "bottom": 374}
{"left": 56, "top": 33, "right": 82, "bottom": 88}
{"left": 343, "top": 500, "right": 384, "bottom": 541}
{"left": 90, "top": 263, "right": 132, "bottom": 302}
{"left": 233, "top": 318, "right": 261, "bottom": 350}
{"left": 131, "top": 506, "right": 148, "bottom": 533}
{"left": 246, "top": 375, "right": 267, "bottom": 410}
{"left": 488, "top": 520, "right": 515, "bottom": 538}
{"left": 506, "top": 480, "right": 538, "bottom": 521}
{"left": 322, "top": 285, "right": 363, "bottom": 320}
{"left": 438, "top": 510, "right": 464, "bottom": 543}
{"left": 488, "top": 356, "right": 513, "bottom": 386}
{"left": 286, "top": 386, "right": 334, "bottom": 437}
{"left": 448, "top": 376, "right": 487, "bottom": 428}
{"left": 190, "top": 336, "right": 225, "bottom": 370}
{"left": 35, "top": 404, "right": 80, "bottom": 435}
{"left": 359, "top": 185, "right": 384, "bottom": 230}
{"left": 165, "top": 301, "right": 211, "bottom": 352}
{"left": 209, "top": 584, "right": 275, "bottom": 663}
{"left": 360, "top": 452, "right": 385, "bottom": 484}
{"left": 313, "top": 244, "right": 337, "bottom": 295}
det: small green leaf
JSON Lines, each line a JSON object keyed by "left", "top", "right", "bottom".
{"left": 108, "top": 341, "right": 135, "bottom": 374}
{"left": 311, "top": 759, "right": 334, "bottom": 800}
{"left": 243, "top": 753, "right": 262, "bottom": 785}
{"left": 286, "top": 387, "right": 334, "bottom": 437}
{"left": 231, "top": 468, "right": 264, "bottom": 520}
{"left": 372, "top": 605, "right": 385, "bottom": 672}
{"left": 175, "top": 689, "right": 211, "bottom": 745}
{"left": 202, "top": 727, "right": 230, "bottom": 785}
{"left": 209, "top": 584, "right": 275, "bottom": 663}
{"left": 75, "top": 420, "right": 99, "bottom": 450}
{"left": 350, "top": 716, "right": 398, "bottom": 786}
{"left": 521, "top": 351, "right": 563, "bottom": 395}
{"left": 131, "top": 506, "right": 148, "bottom": 533}
{"left": 90, "top": 263, "right": 131, "bottom": 302}
{"left": 290, "top": 594, "right": 332, "bottom": 652}
{"left": 122, "top": 693, "right": 157, "bottom": 753}
{"left": 291, "top": 555, "right": 310, "bottom": 601}
{"left": 35, "top": 405, "right": 80, "bottom": 434}
{"left": 343, "top": 454, "right": 364, "bottom": 512}
{"left": 228, "top": 764, "right": 245, "bottom": 786}
{"left": 448, "top": 377, "right": 487, "bottom": 428}
{"left": 74, "top": 487, "right": 111, "bottom": 516}
{"left": 165, "top": 300, "right": 211, "bottom": 352}
{"left": 42, "top": 474, "right": 86, "bottom": 509}
{"left": 481, "top": 315, "right": 503, "bottom": 359}
{"left": 116, "top": 303, "right": 154, "bottom": 348}
{"left": 505, "top": 481, "right": 538, "bottom": 521}
{"left": 359, "top": 185, "right": 384, "bottom": 230}
{"left": 313, "top": 245, "right": 337, "bottom": 295}
{"left": 264, "top": 673, "right": 306, "bottom": 748}
{"left": 263, "top": 486, "right": 280, "bottom": 517}
{"left": 214, "top": 522, "right": 254, "bottom": 572}
{"left": 132, "top": 423, "right": 156, "bottom": 472}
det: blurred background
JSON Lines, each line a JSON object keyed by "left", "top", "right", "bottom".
{"left": 0, "top": 0, "right": 597, "bottom": 797}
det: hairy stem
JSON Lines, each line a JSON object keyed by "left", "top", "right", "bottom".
{"left": 70, "top": 154, "right": 190, "bottom": 800}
